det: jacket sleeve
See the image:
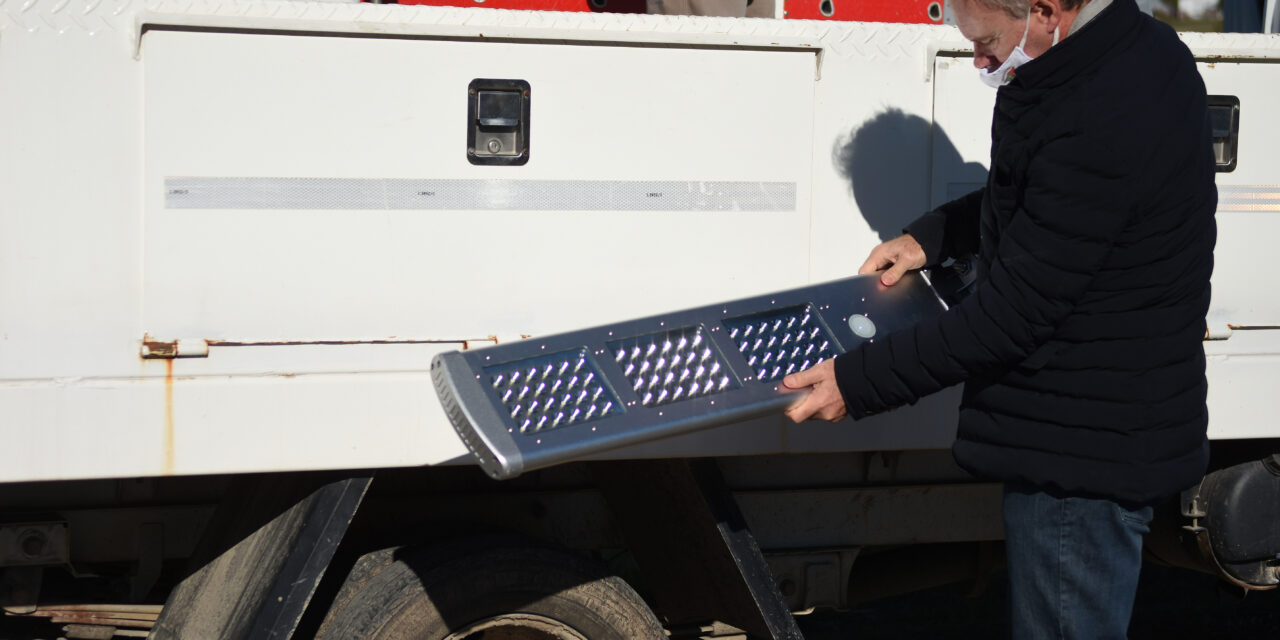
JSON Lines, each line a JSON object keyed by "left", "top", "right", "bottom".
{"left": 904, "top": 188, "right": 984, "bottom": 266}
{"left": 834, "top": 130, "right": 1135, "bottom": 416}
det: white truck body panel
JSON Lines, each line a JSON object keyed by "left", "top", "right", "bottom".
{"left": 1, "top": 0, "right": 1277, "bottom": 482}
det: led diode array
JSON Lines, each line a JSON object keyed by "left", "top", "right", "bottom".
{"left": 432, "top": 273, "right": 946, "bottom": 479}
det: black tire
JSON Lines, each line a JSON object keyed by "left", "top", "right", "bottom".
{"left": 316, "top": 540, "right": 667, "bottom": 640}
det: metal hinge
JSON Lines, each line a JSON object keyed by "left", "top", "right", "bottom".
{"left": 140, "top": 336, "right": 210, "bottom": 359}
{"left": 1204, "top": 322, "right": 1233, "bottom": 341}
{"left": 139, "top": 334, "right": 527, "bottom": 358}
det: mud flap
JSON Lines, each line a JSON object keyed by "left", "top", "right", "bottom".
{"left": 150, "top": 473, "right": 371, "bottom": 639}
{"left": 594, "top": 458, "right": 803, "bottom": 640}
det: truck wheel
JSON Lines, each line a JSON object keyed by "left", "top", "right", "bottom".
{"left": 317, "top": 541, "right": 667, "bottom": 640}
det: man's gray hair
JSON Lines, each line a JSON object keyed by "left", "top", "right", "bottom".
{"left": 974, "top": 0, "right": 1086, "bottom": 19}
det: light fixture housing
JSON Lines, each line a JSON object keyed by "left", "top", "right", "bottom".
{"left": 432, "top": 273, "right": 947, "bottom": 479}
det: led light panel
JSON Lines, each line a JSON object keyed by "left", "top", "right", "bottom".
{"left": 486, "top": 349, "right": 622, "bottom": 434}
{"left": 432, "top": 272, "right": 948, "bottom": 480}
{"left": 723, "top": 305, "right": 838, "bottom": 382}
{"left": 608, "top": 326, "right": 738, "bottom": 407}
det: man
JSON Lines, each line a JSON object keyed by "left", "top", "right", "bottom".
{"left": 782, "top": 0, "right": 1217, "bottom": 637}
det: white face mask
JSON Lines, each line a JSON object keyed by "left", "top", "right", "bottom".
{"left": 978, "top": 10, "right": 1058, "bottom": 89}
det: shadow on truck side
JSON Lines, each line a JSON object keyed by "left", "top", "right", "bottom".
{"left": 834, "top": 108, "right": 988, "bottom": 242}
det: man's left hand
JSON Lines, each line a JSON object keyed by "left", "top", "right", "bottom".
{"left": 781, "top": 359, "right": 848, "bottom": 423}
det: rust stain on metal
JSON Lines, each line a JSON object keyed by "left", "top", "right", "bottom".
{"left": 1196, "top": 54, "right": 1277, "bottom": 62}
{"left": 204, "top": 338, "right": 474, "bottom": 347}
{"left": 145, "top": 336, "right": 506, "bottom": 352}
{"left": 141, "top": 336, "right": 208, "bottom": 359}
{"left": 141, "top": 334, "right": 179, "bottom": 359}
{"left": 16, "top": 603, "right": 161, "bottom": 629}
{"left": 464, "top": 334, "right": 537, "bottom": 349}
{"left": 163, "top": 360, "right": 175, "bottom": 476}
{"left": 24, "top": 604, "right": 162, "bottom": 613}
{"left": 464, "top": 335, "right": 500, "bottom": 350}
{"left": 1207, "top": 324, "right": 1280, "bottom": 339}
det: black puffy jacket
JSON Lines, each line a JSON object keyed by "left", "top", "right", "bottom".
{"left": 833, "top": 0, "right": 1217, "bottom": 506}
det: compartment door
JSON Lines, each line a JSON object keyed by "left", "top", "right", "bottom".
{"left": 143, "top": 31, "right": 818, "bottom": 344}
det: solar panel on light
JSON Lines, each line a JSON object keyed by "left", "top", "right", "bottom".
{"left": 608, "top": 325, "right": 739, "bottom": 407}
{"left": 723, "top": 305, "right": 838, "bottom": 382}
{"left": 485, "top": 349, "right": 621, "bottom": 434}
{"left": 432, "top": 273, "right": 948, "bottom": 479}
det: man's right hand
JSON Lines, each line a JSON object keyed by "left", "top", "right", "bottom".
{"left": 859, "top": 233, "right": 927, "bottom": 287}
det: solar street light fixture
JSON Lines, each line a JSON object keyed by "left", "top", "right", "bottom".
{"left": 432, "top": 272, "right": 948, "bottom": 480}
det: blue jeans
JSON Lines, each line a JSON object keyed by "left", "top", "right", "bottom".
{"left": 1003, "top": 485, "right": 1153, "bottom": 640}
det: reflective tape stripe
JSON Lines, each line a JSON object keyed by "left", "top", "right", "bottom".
{"left": 165, "top": 177, "right": 797, "bottom": 212}
{"left": 1218, "top": 185, "right": 1280, "bottom": 212}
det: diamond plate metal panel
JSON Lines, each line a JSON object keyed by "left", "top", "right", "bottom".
{"left": 1, "top": 0, "right": 131, "bottom": 34}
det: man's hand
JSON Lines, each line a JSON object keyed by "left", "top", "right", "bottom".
{"left": 782, "top": 234, "right": 923, "bottom": 423}
{"left": 781, "top": 359, "right": 848, "bottom": 423}
{"left": 859, "top": 233, "right": 927, "bottom": 287}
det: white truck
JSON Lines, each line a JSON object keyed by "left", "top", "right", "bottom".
{"left": 1, "top": 1, "right": 1278, "bottom": 638}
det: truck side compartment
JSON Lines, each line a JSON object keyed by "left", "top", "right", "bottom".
{"left": 2, "top": 1, "right": 1279, "bottom": 638}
